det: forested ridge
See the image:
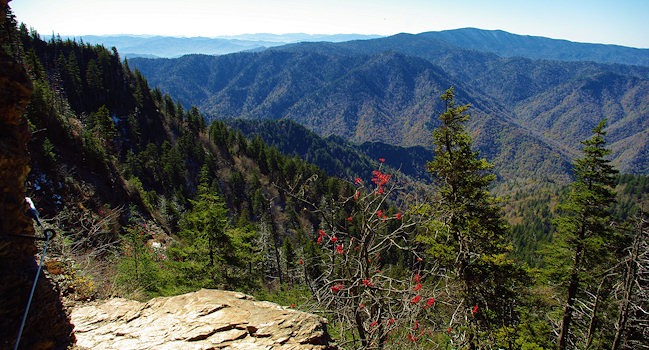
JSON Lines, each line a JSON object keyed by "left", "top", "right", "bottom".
{"left": 73, "top": 28, "right": 649, "bottom": 66}
{"left": 421, "top": 28, "right": 649, "bottom": 67}
{"left": 3, "top": 3, "right": 649, "bottom": 348}
{"left": 225, "top": 118, "right": 434, "bottom": 181}
{"left": 131, "top": 31, "right": 649, "bottom": 177}
{"left": 4, "top": 8, "right": 375, "bottom": 299}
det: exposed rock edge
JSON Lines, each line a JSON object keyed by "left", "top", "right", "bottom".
{"left": 71, "top": 288, "right": 337, "bottom": 349}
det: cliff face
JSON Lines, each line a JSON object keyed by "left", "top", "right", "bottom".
{"left": 71, "top": 289, "right": 337, "bottom": 349}
{"left": 0, "top": 1, "right": 74, "bottom": 348}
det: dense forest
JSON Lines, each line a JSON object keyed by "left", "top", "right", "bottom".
{"left": 225, "top": 118, "right": 434, "bottom": 181}
{"left": 130, "top": 32, "right": 649, "bottom": 177}
{"left": 2, "top": 3, "right": 649, "bottom": 349}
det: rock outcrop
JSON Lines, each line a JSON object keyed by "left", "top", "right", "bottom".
{"left": 1, "top": 1, "right": 74, "bottom": 348}
{"left": 71, "top": 289, "right": 336, "bottom": 349}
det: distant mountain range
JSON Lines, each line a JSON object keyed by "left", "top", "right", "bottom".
{"left": 427, "top": 28, "right": 649, "bottom": 67}
{"left": 130, "top": 28, "right": 649, "bottom": 182}
{"left": 69, "top": 34, "right": 383, "bottom": 58}
{"left": 76, "top": 28, "right": 649, "bottom": 65}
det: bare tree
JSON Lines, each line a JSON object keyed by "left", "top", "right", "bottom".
{"left": 612, "top": 209, "right": 648, "bottom": 350}
{"left": 289, "top": 164, "right": 451, "bottom": 349}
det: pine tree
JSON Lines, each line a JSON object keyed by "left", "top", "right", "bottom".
{"left": 66, "top": 51, "right": 82, "bottom": 108}
{"left": 90, "top": 105, "right": 117, "bottom": 146}
{"left": 177, "top": 190, "right": 232, "bottom": 287}
{"left": 85, "top": 58, "right": 104, "bottom": 107}
{"left": 554, "top": 119, "right": 618, "bottom": 349}
{"left": 421, "top": 88, "right": 525, "bottom": 346}
{"left": 282, "top": 238, "right": 297, "bottom": 282}
{"left": 117, "top": 223, "right": 162, "bottom": 296}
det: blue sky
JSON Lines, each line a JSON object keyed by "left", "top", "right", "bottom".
{"left": 10, "top": 0, "right": 649, "bottom": 48}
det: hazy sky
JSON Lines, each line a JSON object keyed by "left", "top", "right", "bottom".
{"left": 10, "top": 0, "right": 649, "bottom": 48}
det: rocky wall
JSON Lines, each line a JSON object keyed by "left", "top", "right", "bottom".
{"left": 0, "top": 1, "right": 74, "bottom": 348}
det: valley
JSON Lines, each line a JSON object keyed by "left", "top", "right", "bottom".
{"left": 2, "top": 2, "right": 649, "bottom": 348}
{"left": 130, "top": 30, "right": 649, "bottom": 180}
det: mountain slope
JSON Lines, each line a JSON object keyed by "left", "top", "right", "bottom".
{"left": 131, "top": 49, "right": 573, "bottom": 182}
{"left": 225, "top": 118, "right": 378, "bottom": 180}
{"left": 225, "top": 118, "right": 435, "bottom": 181}
{"left": 427, "top": 28, "right": 649, "bottom": 66}
{"left": 513, "top": 71, "right": 649, "bottom": 173}
{"left": 269, "top": 38, "right": 649, "bottom": 175}
{"left": 130, "top": 32, "right": 649, "bottom": 177}
{"left": 514, "top": 71, "right": 649, "bottom": 144}
{"left": 82, "top": 28, "right": 649, "bottom": 66}
{"left": 12, "top": 23, "right": 383, "bottom": 302}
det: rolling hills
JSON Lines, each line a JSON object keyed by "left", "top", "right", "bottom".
{"left": 131, "top": 50, "right": 572, "bottom": 183}
{"left": 73, "top": 33, "right": 382, "bottom": 58}
{"left": 130, "top": 29, "right": 649, "bottom": 181}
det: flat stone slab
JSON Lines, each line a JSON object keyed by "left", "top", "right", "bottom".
{"left": 70, "top": 289, "right": 335, "bottom": 349}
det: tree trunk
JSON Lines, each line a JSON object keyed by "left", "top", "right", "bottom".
{"left": 271, "top": 223, "right": 283, "bottom": 285}
{"left": 559, "top": 238, "right": 583, "bottom": 349}
{"left": 585, "top": 278, "right": 605, "bottom": 349}
{"left": 612, "top": 219, "right": 644, "bottom": 350}
{"left": 354, "top": 310, "right": 368, "bottom": 348}
{"left": 209, "top": 237, "right": 214, "bottom": 267}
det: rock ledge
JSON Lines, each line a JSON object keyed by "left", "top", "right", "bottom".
{"left": 71, "top": 289, "right": 336, "bottom": 349}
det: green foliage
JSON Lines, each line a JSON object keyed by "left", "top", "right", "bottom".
{"left": 166, "top": 191, "right": 259, "bottom": 291}
{"left": 254, "top": 284, "right": 312, "bottom": 309}
{"left": 130, "top": 36, "right": 649, "bottom": 179}
{"left": 228, "top": 119, "right": 379, "bottom": 180}
{"left": 116, "top": 223, "right": 168, "bottom": 299}
{"left": 42, "top": 137, "right": 56, "bottom": 164}
{"left": 25, "top": 48, "right": 45, "bottom": 80}
{"left": 25, "top": 78, "right": 54, "bottom": 128}
{"left": 282, "top": 237, "right": 296, "bottom": 272}
{"left": 81, "top": 127, "right": 109, "bottom": 171}
{"left": 504, "top": 173, "right": 649, "bottom": 268}
{"left": 553, "top": 120, "right": 619, "bottom": 263}
{"left": 127, "top": 176, "right": 155, "bottom": 213}
{"left": 90, "top": 105, "right": 117, "bottom": 147}
{"left": 1, "top": 3, "right": 22, "bottom": 58}
{"left": 420, "top": 88, "right": 526, "bottom": 345}
{"left": 11, "top": 10, "right": 649, "bottom": 347}
{"left": 546, "top": 119, "right": 620, "bottom": 349}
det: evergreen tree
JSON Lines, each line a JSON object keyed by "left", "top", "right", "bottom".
{"left": 25, "top": 48, "right": 45, "bottom": 80}
{"left": 170, "top": 176, "right": 260, "bottom": 290}
{"left": 56, "top": 52, "right": 67, "bottom": 75}
{"left": 175, "top": 190, "right": 232, "bottom": 287}
{"left": 117, "top": 223, "right": 163, "bottom": 296}
{"left": 66, "top": 51, "right": 82, "bottom": 107}
{"left": 282, "top": 238, "right": 296, "bottom": 281}
{"left": 85, "top": 58, "right": 104, "bottom": 106}
{"left": 1, "top": 3, "right": 23, "bottom": 59}
{"left": 553, "top": 119, "right": 618, "bottom": 349}
{"left": 90, "top": 105, "right": 117, "bottom": 146}
{"left": 421, "top": 88, "right": 525, "bottom": 347}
